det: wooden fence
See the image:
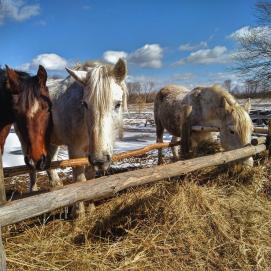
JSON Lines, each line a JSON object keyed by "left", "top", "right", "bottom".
{"left": 0, "top": 124, "right": 270, "bottom": 271}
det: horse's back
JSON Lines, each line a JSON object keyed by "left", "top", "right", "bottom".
{"left": 154, "top": 85, "right": 189, "bottom": 137}
{"left": 155, "top": 85, "right": 189, "bottom": 104}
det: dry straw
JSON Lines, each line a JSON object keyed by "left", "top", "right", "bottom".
{"left": 3, "top": 158, "right": 271, "bottom": 270}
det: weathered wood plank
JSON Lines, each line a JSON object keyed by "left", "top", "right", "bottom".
{"left": 0, "top": 227, "right": 6, "bottom": 271}
{"left": 191, "top": 126, "right": 220, "bottom": 132}
{"left": 191, "top": 126, "right": 268, "bottom": 134}
{"left": 251, "top": 136, "right": 266, "bottom": 146}
{"left": 3, "top": 141, "right": 181, "bottom": 178}
{"left": 0, "top": 144, "right": 265, "bottom": 227}
{"left": 3, "top": 127, "right": 268, "bottom": 178}
{"left": 253, "top": 127, "right": 268, "bottom": 134}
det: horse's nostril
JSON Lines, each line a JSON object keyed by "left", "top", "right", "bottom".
{"left": 36, "top": 155, "right": 49, "bottom": 170}
{"left": 24, "top": 156, "right": 35, "bottom": 168}
{"left": 41, "top": 154, "right": 46, "bottom": 162}
{"left": 92, "top": 159, "right": 105, "bottom": 166}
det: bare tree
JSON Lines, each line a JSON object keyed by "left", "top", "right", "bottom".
{"left": 223, "top": 79, "right": 232, "bottom": 92}
{"left": 127, "top": 81, "right": 156, "bottom": 104}
{"left": 233, "top": 1, "right": 271, "bottom": 88}
{"left": 245, "top": 79, "right": 260, "bottom": 94}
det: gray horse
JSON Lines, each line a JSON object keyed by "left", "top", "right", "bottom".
{"left": 20, "top": 59, "right": 127, "bottom": 216}
{"left": 154, "top": 84, "right": 253, "bottom": 165}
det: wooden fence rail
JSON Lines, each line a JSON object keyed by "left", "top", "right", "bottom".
{"left": 3, "top": 126, "right": 268, "bottom": 178}
{"left": 3, "top": 141, "right": 181, "bottom": 178}
{"left": 0, "top": 143, "right": 266, "bottom": 227}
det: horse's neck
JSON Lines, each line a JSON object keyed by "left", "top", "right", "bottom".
{"left": 48, "top": 78, "right": 86, "bottom": 146}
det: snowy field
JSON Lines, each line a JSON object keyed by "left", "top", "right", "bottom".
{"left": 2, "top": 100, "right": 269, "bottom": 168}
{"left": 2, "top": 105, "right": 171, "bottom": 168}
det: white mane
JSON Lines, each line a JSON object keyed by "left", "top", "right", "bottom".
{"left": 83, "top": 65, "right": 113, "bottom": 115}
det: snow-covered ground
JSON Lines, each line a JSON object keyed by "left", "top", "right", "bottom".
{"left": 3, "top": 100, "right": 266, "bottom": 168}
{"left": 2, "top": 108, "right": 171, "bottom": 168}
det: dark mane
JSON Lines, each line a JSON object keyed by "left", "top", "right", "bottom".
{"left": 0, "top": 68, "right": 30, "bottom": 124}
{"left": 15, "top": 74, "right": 44, "bottom": 112}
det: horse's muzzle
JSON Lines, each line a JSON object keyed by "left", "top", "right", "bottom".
{"left": 88, "top": 154, "right": 111, "bottom": 172}
{"left": 24, "top": 155, "right": 51, "bottom": 170}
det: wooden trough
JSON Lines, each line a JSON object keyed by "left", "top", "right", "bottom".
{"left": 0, "top": 124, "right": 270, "bottom": 270}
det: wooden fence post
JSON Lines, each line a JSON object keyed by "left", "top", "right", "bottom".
{"left": 266, "top": 121, "right": 271, "bottom": 158}
{"left": 0, "top": 149, "right": 6, "bottom": 204}
{"left": 0, "top": 227, "right": 6, "bottom": 271}
{"left": 0, "top": 148, "right": 6, "bottom": 271}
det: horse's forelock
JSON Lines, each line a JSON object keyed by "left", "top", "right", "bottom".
{"left": 83, "top": 65, "right": 113, "bottom": 116}
{"left": 75, "top": 61, "right": 128, "bottom": 116}
{"left": 16, "top": 76, "right": 44, "bottom": 112}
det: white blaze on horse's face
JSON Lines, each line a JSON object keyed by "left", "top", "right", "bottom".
{"left": 66, "top": 59, "right": 127, "bottom": 172}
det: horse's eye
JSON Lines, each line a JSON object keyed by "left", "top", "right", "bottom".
{"left": 115, "top": 102, "right": 121, "bottom": 110}
{"left": 230, "top": 130, "right": 235, "bottom": 134}
{"left": 82, "top": 101, "right": 88, "bottom": 109}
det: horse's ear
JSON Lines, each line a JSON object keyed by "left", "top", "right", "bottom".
{"left": 5, "top": 65, "right": 21, "bottom": 94}
{"left": 37, "top": 65, "right": 47, "bottom": 86}
{"left": 113, "top": 58, "right": 127, "bottom": 82}
{"left": 65, "top": 67, "right": 88, "bottom": 85}
{"left": 243, "top": 98, "right": 251, "bottom": 113}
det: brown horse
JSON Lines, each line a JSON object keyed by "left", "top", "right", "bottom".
{"left": 0, "top": 68, "right": 29, "bottom": 153}
{"left": 1, "top": 65, "right": 53, "bottom": 189}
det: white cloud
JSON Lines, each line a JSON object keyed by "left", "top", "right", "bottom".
{"left": 20, "top": 53, "right": 68, "bottom": 71}
{"left": 179, "top": 41, "right": 208, "bottom": 51}
{"left": 128, "top": 44, "right": 163, "bottom": 68}
{"left": 103, "top": 51, "right": 128, "bottom": 64}
{"left": 229, "top": 25, "right": 271, "bottom": 40}
{"left": 176, "top": 46, "right": 231, "bottom": 65}
{"left": 103, "top": 44, "right": 164, "bottom": 68}
{"left": 0, "top": 0, "right": 40, "bottom": 24}
{"left": 172, "top": 72, "right": 196, "bottom": 81}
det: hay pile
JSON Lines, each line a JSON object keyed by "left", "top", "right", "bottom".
{"left": 3, "top": 163, "right": 271, "bottom": 270}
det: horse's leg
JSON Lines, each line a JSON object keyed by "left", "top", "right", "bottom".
{"left": 68, "top": 146, "right": 87, "bottom": 220}
{"left": 29, "top": 170, "right": 38, "bottom": 192}
{"left": 85, "top": 166, "right": 95, "bottom": 180}
{"left": 180, "top": 105, "right": 192, "bottom": 159}
{"left": 47, "top": 145, "right": 63, "bottom": 188}
{"left": 84, "top": 165, "right": 96, "bottom": 216}
{"left": 156, "top": 120, "right": 164, "bottom": 165}
{"left": 0, "top": 124, "right": 12, "bottom": 154}
{"left": 171, "top": 136, "right": 180, "bottom": 161}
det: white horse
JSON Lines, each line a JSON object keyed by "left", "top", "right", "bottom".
{"left": 24, "top": 59, "right": 127, "bottom": 215}
{"left": 154, "top": 84, "right": 253, "bottom": 165}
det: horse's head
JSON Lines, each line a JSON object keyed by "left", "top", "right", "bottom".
{"left": 66, "top": 58, "right": 127, "bottom": 172}
{"left": 6, "top": 65, "right": 52, "bottom": 170}
{"left": 220, "top": 97, "right": 253, "bottom": 165}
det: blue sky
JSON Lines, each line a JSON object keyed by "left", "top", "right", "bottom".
{"left": 0, "top": 0, "right": 259, "bottom": 88}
